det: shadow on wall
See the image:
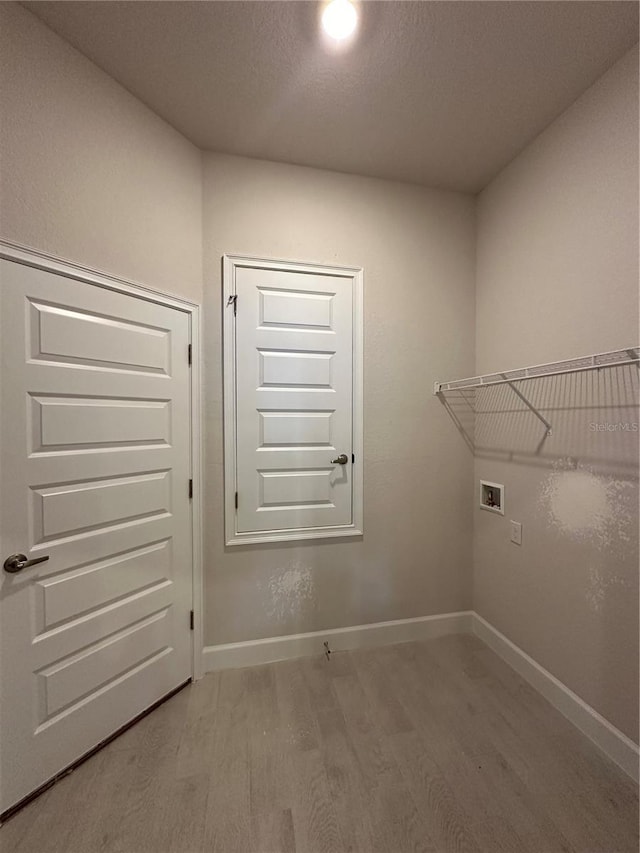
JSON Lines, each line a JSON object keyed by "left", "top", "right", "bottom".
{"left": 439, "top": 363, "right": 640, "bottom": 480}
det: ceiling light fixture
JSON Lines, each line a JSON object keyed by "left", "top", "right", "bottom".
{"left": 321, "top": 0, "right": 358, "bottom": 42}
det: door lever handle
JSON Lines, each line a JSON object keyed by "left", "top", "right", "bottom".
{"left": 3, "top": 553, "right": 50, "bottom": 574}
{"left": 331, "top": 454, "right": 349, "bottom": 465}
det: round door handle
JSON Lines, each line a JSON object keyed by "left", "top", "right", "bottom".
{"left": 3, "top": 553, "right": 50, "bottom": 574}
{"left": 331, "top": 454, "right": 349, "bottom": 465}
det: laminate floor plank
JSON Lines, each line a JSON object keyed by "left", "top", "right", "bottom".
{"left": 364, "top": 774, "right": 439, "bottom": 853}
{"left": 63, "top": 748, "right": 144, "bottom": 853}
{"left": 203, "top": 668, "right": 252, "bottom": 852}
{"left": 404, "top": 644, "right": 497, "bottom": 758}
{"left": 288, "top": 747, "right": 345, "bottom": 853}
{"left": 175, "top": 672, "right": 221, "bottom": 780}
{"left": 299, "top": 655, "right": 340, "bottom": 714}
{"left": 158, "top": 773, "right": 210, "bottom": 853}
{"left": 463, "top": 747, "right": 576, "bottom": 853}
{"left": 247, "top": 664, "right": 281, "bottom": 734}
{"left": 249, "top": 724, "right": 293, "bottom": 817}
{"left": 349, "top": 648, "right": 414, "bottom": 735}
{"left": 247, "top": 663, "right": 295, "bottom": 817}
{"left": 276, "top": 660, "right": 321, "bottom": 753}
{"left": 314, "top": 705, "right": 377, "bottom": 851}
{"left": 251, "top": 808, "right": 297, "bottom": 853}
{"left": 388, "top": 729, "right": 482, "bottom": 853}
{"left": 332, "top": 671, "right": 406, "bottom": 789}
{"left": 469, "top": 816, "right": 529, "bottom": 853}
{"left": 2, "top": 636, "right": 637, "bottom": 853}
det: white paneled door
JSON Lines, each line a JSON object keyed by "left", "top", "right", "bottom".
{"left": 225, "top": 257, "right": 363, "bottom": 545}
{"left": 0, "top": 258, "right": 193, "bottom": 816}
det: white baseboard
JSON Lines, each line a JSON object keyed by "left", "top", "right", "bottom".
{"left": 472, "top": 612, "right": 639, "bottom": 783}
{"left": 202, "top": 610, "right": 473, "bottom": 672}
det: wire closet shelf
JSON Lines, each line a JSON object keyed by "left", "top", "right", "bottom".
{"left": 433, "top": 347, "right": 640, "bottom": 395}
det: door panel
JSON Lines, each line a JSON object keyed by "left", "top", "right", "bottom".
{"left": 259, "top": 410, "right": 333, "bottom": 447}
{"left": 33, "top": 470, "right": 171, "bottom": 542}
{"left": 234, "top": 264, "right": 353, "bottom": 534}
{"left": 0, "top": 259, "right": 192, "bottom": 815}
{"left": 29, "top": 299, "right": 171, "bottom": 373}
{"left": 35, "top": 540, "right": 172, "bottom": 630}
{"left": 30, "top": 396, "right": 171, "bottom": 451}
{"left": 259, "top": 349, "right": 334, "bottom": 388}
{"left": 259, "top": 288, "right": 333, "bottom": 329}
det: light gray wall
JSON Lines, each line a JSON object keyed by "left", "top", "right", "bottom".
{"left": 203, "top": 153, "right": 476, "bottom": 645}
{"left": 474, "top": 46, "right": 639, "bottom": 741}
{"left": 0, "top": 3, "right": 202, "bottom": 302}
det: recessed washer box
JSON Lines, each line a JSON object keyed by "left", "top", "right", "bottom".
{"left": 480, "top": 480, "right": 504, "bottom": 515}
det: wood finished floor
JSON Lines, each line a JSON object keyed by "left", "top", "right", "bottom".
{"left": 2, "top": 634, "right": 638, "bottom": 853}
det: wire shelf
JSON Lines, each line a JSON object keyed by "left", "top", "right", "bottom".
{"left": 434, "top": 347, "right": 640, "bottom": 395}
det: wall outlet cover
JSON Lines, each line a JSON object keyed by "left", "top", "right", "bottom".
{"left": 510, "top": 520, "right": 522, "bottom": 545}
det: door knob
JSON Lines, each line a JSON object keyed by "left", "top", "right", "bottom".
{"left": 3, "top": 553, "right": 49, "bottom": 574}
{"left": 331, "top": 454, "right": 349, "bottom": 465}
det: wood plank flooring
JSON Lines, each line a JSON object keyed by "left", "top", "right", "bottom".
{"left": 2, "top": 634, "right": 638, "bottom": 853}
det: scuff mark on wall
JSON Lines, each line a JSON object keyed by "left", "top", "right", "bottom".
{"left": 263, "top": 563, "right": 316, "bottom": 625}
{"left": 538, "top": 462, "right": 636, "bottom": 554}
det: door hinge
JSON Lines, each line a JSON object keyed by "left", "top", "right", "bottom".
{"left": 188, "top": 343, "right": 192, "bottom": 365}
{"left": 188, "top": 479, "right": 193, "bottom": 499}
{"left": 235, "top": 491, "right": 238, "bottom": 509}
{"left": 227, "top": 294, "right": 237, "bottom": 315}
{"left": 189, "top": 610, "right": 194, "bottom": 631}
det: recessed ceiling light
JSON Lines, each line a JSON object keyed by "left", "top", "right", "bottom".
{"left": 321, "top": 0, "right": 358, "bottom": 42}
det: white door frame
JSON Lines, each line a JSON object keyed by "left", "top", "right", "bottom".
{"left": 0, "top": 240, "right": 204, "bottom": 680}
{"left": 223, "top": 253, "right": 364, "bottom": 546}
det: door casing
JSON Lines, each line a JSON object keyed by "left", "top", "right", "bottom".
{"left": 223, "top": 254, "right": 364, "bottom": 546}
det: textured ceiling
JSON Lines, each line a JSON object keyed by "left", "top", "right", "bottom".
{"left": 24, "top": 1, "right": 639, "bottom": 192}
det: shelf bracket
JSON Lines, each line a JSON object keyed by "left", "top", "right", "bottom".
{"left": 503, "top": 376, "right": 552, "bottom": 437}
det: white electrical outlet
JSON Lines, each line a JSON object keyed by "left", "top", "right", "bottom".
{"left": 510, "top": 521, "right": 522, "bottom": 546}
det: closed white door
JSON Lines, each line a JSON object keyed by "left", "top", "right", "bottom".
{"left": 0, "top": 259, "right": 193, "bottom": 816}
{"left": 234, "top": 264, "right": 354, "bottom": 535}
